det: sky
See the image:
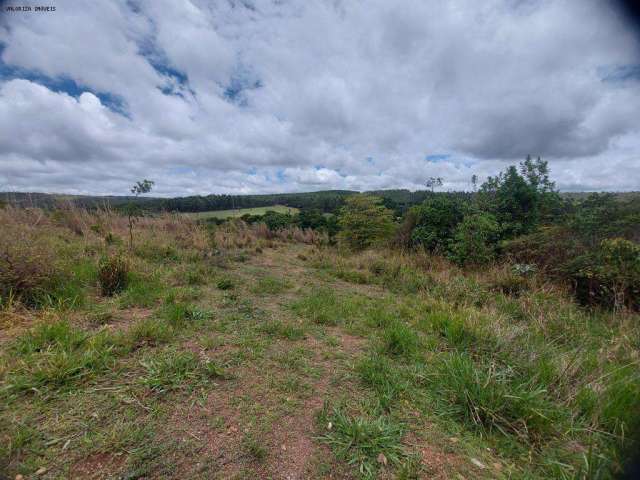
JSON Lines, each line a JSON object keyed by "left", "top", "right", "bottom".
{"left": 1, "top": 0, "right": 639, "bottom": 197}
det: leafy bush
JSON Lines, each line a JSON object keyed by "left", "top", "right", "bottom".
{"left": 97, "top": 255, "right": 129, "bottom": 296}
{"left": 338, "top": 195, "right": 396, "bottom": 250}
{"left": 502, "top": 193, "right": 640, "bottom": 310}
{"left": 448, "top": 212, "right": 500, "bottom": 266}
{"left": 571, "top": 238, "right": 640, "bottom": 311}
{"left": 406, "top": 194, "right": 465, "bottom": 252}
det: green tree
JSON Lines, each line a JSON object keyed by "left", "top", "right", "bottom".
{"left": 297, "top": 209, "right": 326, "bottom": 230}
{"left": 426, "top": 176, "right": 443, "bottom": 192}
{"left": 262, "top": 211, "right": 293, "bottom": 231}
{"left": 126, "top": 179, "right": 154, "bottom": 250}
{"left": 407, "top": 195, "right": 466, "bottom": 252}
{"left": 338, "top": 195, "right": 396, "bottom": 250}
{"left": 478, "top": 156, "right": 559, "bottom": 238}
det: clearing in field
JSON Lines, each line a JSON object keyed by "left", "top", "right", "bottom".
{"left": 1, "top": 207, "right": 638, "bottom": 479}
{"left": 185, "top": 205, "right": 299, "bottom": 220}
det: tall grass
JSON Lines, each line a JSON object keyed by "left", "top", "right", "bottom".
{"left": 305, "top": 247, "right": 640, "bottom": 478}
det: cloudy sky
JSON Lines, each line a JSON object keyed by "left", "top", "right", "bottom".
{"left": 1, "top": 0, "right": 639, "bottom": 196}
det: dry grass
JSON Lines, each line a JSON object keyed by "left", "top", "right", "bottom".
{"left": 211, "top": 219, "right": 326, "bottom": 250}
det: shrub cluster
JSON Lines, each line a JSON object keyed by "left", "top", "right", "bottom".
{"left": 97, "top": 255, "right": 129, "bottom": 296}
{"left": 0, "top": 223, "right": 61, "bottom": 307}
{"left": 503, "top": 193, "right": 640, "bottom": 310}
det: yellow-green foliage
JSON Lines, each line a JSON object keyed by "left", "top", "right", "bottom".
{"left": 338, "top": 195, "right": 396, "bottom": 250}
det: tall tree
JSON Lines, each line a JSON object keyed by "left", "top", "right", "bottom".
{"left": 338, "top": 195, "right": 396, "bottom": 250}
{"left": 478, "top": 157, "right": 559, "bottom": 238}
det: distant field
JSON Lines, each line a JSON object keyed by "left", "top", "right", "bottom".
{"left": 186, "top": 205, "right": 299, "bottom": 219}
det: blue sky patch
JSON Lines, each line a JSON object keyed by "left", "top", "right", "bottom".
{"left": 425, "top": 154, "right": 451, "bottom": 163}
{"left": 136, "top": 37, "right": 192, "bottom": 98}
{"left": 598, "top": 64, "right": 640, "bottom": 83}
{"left": 0, "top": 45, "right": 129, "bottom": 116}
{"left": 223, "top": 77, "right": 262, "bottom": 106}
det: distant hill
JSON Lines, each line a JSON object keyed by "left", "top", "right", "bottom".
{"left": 2, "top": 189, "right": 638, "bottom": 214}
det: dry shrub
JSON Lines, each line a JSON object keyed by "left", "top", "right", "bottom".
{"left": 212, "top": 220, "right": 258, "bottom": 250}
{"left": 98, "top": 255, "right": 129, "bottom": 296}
{"left": 0, "top": 208, "right": 61, "bottom": 306}
{"left": 272, "top": 226, "right": 325, "bottom": 244}
{"left": 87, "top": 209, "right": 209, "bottom": 255}
{"left": 50, "top": 202, "right": 93, "bottom": 236}
{"left": 487, "top": 269, "right": 530, "bottom": 297}
{"left": 207, "top": 219, "right": 326, "bottom": 251}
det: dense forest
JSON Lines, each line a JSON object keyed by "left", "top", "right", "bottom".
{"left": 3, "top": 185, "right": 638, "bottom": 217}
{"left": 0, "top": 190, "right": 355, "bottom": 213}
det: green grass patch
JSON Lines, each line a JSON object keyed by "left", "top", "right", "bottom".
{"left": 118, "top": 272, "right": 164, "bottom": 308}
{"left": 141, "top": 349, "right": 227, "bottom": 394}
{"left": 428, "top": 352, "right": 559, "bottom": 441}
{"left": 4, "top": 321, "right": 124, "bottom": 396}
{"left": 318, "top": 405, "right": 407, "bottom": 479}
{"left": 187, "top": 205, "right": 299, "bottom": 220}
{"left": 258, "top": 319, "right": 305, "bottom": 340}
{"left": 379, "top": 321, "right": 421, "bottom": 359}
{"left": 291, "top": 288, "right": 364, "bottom": 326}
{"left": 252, "top": 275, "right": 292, "bottom": 294}
{"left": 162, "top": 302, "right": 213, "bottom": 329}
{"left": 128, "top": 317, "right": 173, "bottom": 346}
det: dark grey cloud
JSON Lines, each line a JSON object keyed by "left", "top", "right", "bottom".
{"left": 0, "top": 0, "right": 639, "bottom": 196}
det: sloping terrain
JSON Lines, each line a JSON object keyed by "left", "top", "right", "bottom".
{"left": 1, "top": 211, "right": 638, "bottom": 479}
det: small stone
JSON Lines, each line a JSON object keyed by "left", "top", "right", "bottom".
{"left": 470, "top": 458, "right": 485, "bottom": 469}
{"left": 327, "top": 422, "right": 333, "bottom": 430}
{"left": 281, "top": 444, "right": 287, "bottom": 451}
{"left": 36, "top": 467, "right": 47, "bottom": 475}
{"left": 377, "top": 453, "right": 388, "bottom": 466}
{"left": 15, "top": 475, "right": 24, "bottom": 480}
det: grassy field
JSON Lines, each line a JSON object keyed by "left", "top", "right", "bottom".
{"left": 1, "top": 207, "right": 638, "bottom": 479}
{"left": 185, "top": 205, "right": 299, "bottom": 220}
